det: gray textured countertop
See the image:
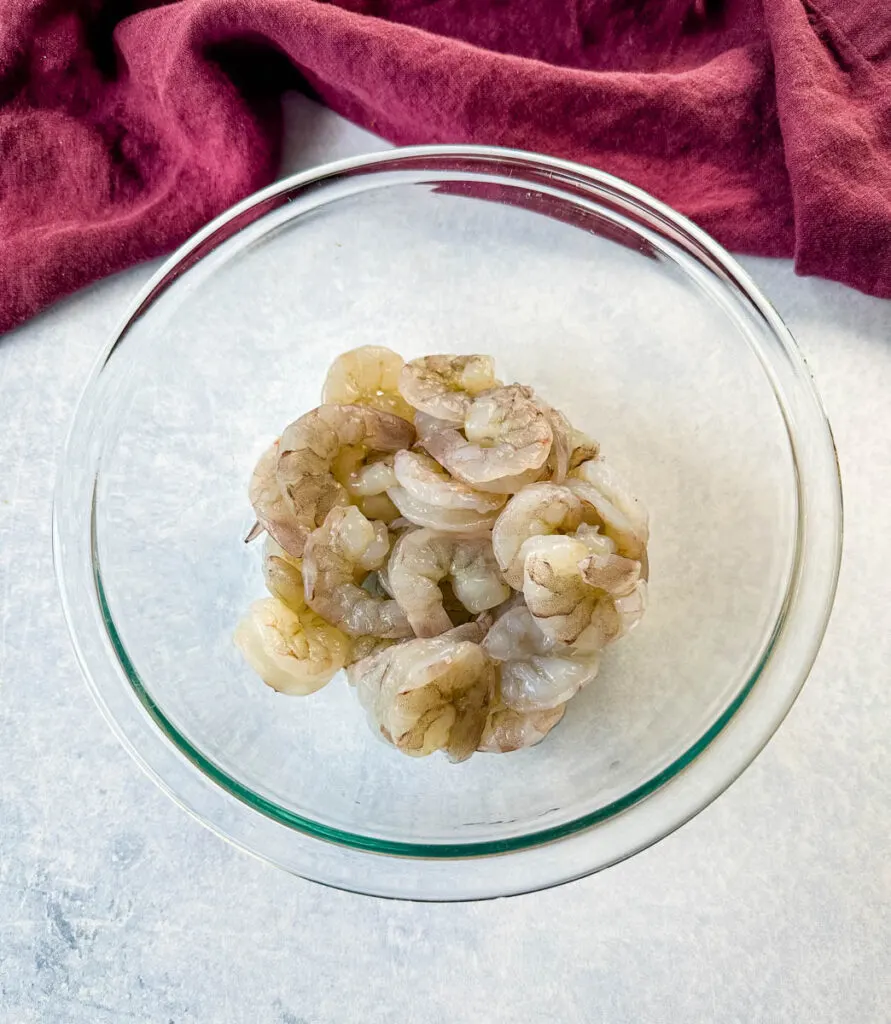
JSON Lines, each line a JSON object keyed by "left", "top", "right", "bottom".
{"left": 1, "top": 97, "right": 889, "bottom": 1023}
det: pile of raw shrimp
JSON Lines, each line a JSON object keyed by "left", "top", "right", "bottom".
{"left": 235, "top": 347, "right": 649, "bottom": 762}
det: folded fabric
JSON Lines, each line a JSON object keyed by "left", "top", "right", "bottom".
{"left": 1, "top": 0, "right": 890, "bottom": 334}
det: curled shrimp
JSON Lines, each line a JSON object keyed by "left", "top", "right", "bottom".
{"left": 348, "top": 635, "right": 496, "bottom": 761}
{"left": 482, "top": 603, "right": 600, "bottom": 711}
{"left": 246, "top": 442, "right": 305, "bottom": 558}
{"left": 538, "top": 402, "right": 573, "bottom": 483}
{"left": 568, "top": 431, "right": 600, "bottom": 473}
{"left": 347, "top": 634, "right": 398, "bottom": 667}
{"left": 520, "top": 527, "right": 647, "bottom": 648}
{"left": 421, "top": 385, "right": 553, "bottom": 492}
{"left": 302, "top": 506, "right": 413, "bottom": 638}
{"left": 386, "top": 485, "right": 501, "bottom": 533}
{"left": 398, "top": 354, "right": 499, "bottom": 424}
{"left": 322, "top": 345, "right": 414, "bottom": 421}
{"left": 491, "top": 484, "right": 584, "bottom": 588}
{"left": 520, "top": 534, "right": 599, "bottom": 643}
{"left": 275, "top": 404, "right": 414, "bottom": 555}
{"left": 234, "top": 597, "right": 350, "bottom": 695}
{"left": 393, "top": 450, "right": 506, "bottom": 514}
{"left": 387, "top": 528, "right": 510, "bottom": 637}
{"left": 570, "top": 579, "right": 648, "bottom": 652}
{"left": 338, "top": 453, "right": 400, "bottom": 524}
{"left": 478, "top": 701, "right": 566, "bottom": 753}
{"left": 262, "top": 536, "right": 306, "bottom": 612}
{"left": 345, "top": 454, "right": 397, "bottom": 497}
{"left": 578, "top": 551, "right": 642, "bottom": 597}
{"left": 567, "top": 457, "right": 649, "bottom": 560}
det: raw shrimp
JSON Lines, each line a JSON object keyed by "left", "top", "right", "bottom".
{"left": 346, "top": 635, "right": 398, "bottom": 667}
{"left": 578, "top": 551, "right": 642, "bottom": 597}
{"left": 246, "top": 442, "right": 305, "bottom": 558}
{"left": 568, "top": 431, "right": 600, "bottom": 472}
{"left": 491, "top": 484, "right": 584, "bottom": 588}
{"left": 413, "top": 410, "right": 455, "bottom": 442}
{"left": 567, "top": 457, "right": 649, "bottom": 560}
{"left": 520, "top": 527, "right": 647, "bottom": 649}
{"left": 275, "top": 404, "right": 414, "bottom": 554}
{"left": 422, "top": 385, "right": 553, "bottom": 491}
{"left": 386, "top": 485, "right": 501, "bottom": 533}
{"left": 339, "top": 453, "right": 400, "bottom": 524}
{"left": 348, "top": 636, "right": 496, "bottom": 761}
{"left": 392, "top": 450, "right": 506, "bottom": 513}
{"left": 482, "top": 604, "right": 600, "bottom": 711}
{"left": 572, "top": 580, "right": 648, "bottom": 651}
{"left": 398, "top": 354, "right": 499, "bottom": 423}
{"left": 302, "top": 506, "right": 413, "bottom": 638}
{"left": 387, "top": 528, "right": 510, "bottom": 637}
{"left": 262, "top": 537, "right": 306, "bottom": 612}
{"left": 344, "top": 455, "right": 397, "bottom": 496}
{"left": 234, "top": 597, "right": 350, "bottom": 695}
{"left": 322, "top": 345, "right": 415, "bottom": 421}
{"left": 443, "top": 613, "right": 493, "bottom": 644}
{"left": 538, "top": 402, "right": 573, "bottom": 484}
{"left": 520, "top": 534, "right": 598, "bottom": 643}
{"left": 477, "top": 701, "right": 566, "bottom": 753}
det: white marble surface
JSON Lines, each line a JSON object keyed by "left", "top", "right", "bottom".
{"left": 1, "top": 96, "right": 889, "bottom": 1022}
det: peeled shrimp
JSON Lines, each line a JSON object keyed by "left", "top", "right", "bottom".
{"left": 578, "top": 551, "right": 642, "bottom": 597}
{"left": 520, "top": 534, "right": 598, "bottom": 643}
{"left": 262, "top": 537, "right": 306, "bottom": 612}
{"left": 322, "top": 345, "right": 415, "bottom": 421}
{"left": 398, "top": 354, "right": 499, "bottom": 424}
{"left": 349, "top": 636, "right": 496, "bottom": 761}
{"left": 387, "top": 528, "right": 510, "bottom": 637}
{"left": 386, "top": 485, "right": 501, "bottom": 533}
{"left": 234, "top": 597, "right": 349, "bottom": 695}
{"left": 572, "top": 580, "right": 649, "bottom": 651}
{"left": 482, "top": 604, "right": 600, "bottom": 711}
{"left": 275, "top": 404, "right": 414, "bottom": 555}
{"left": 568, "top": 431, "right": 600, "bottom": 472}
{"left": 421, "top": 385, "right": 553, "bottom": 492}
{"left": 347, "top": 635, "right": 398, "bottom": 667}
{"left": 344, "top": 455, "right": 397, "bottom": 497}
{"left": 246, "top": 442, "right": 305, "bottom": 558}
{"left": 491, "top": 484, "right": 584, "bottom": 588}
{"left": 478, "top": 701, "right": 566, "bottom": 753}
{"left": 392, "top": 450, "right": 506, "bottom": 514}
{"left": 339, "top": 453, "right": 400, "bottom": 524}
{"left": 302, "top": 506, "right": 413, "bottom": 638}
{"left": 567, "top": 457, "right": 649, "bottom": 560}
{"left": 519, "top": 528, "right": 647, "bottom": 649}
{"left": 538, "top": 402, "right": 573, "bottom": 484}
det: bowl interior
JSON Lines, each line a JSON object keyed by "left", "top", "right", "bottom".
{"left": 88, "top": 170, "right": 796, "bottom": 850}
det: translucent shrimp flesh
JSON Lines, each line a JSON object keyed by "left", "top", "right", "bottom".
{"left": 491, "top": 483, "right": 584, "bottom": 588}
{"left": 398, "top": 354, "right": 499, "bottom": 424}
{"left": 322, "top": 345, "right": 415, "bottom": 421}
{"left": 275, "top": 404, "right": 414, "bottom": 555}
{"left": 348, "top": 635, "right": 496, "bottom": 761}
{"left": 482, "top": 603, "right": 600, "bottom": 711}
{"left": 420, "top": 385, "right": 553, "bottom": 491}
{"left": 387, "top": 527, "right": 510, "bottom": 637}
{"left": 302, "top": 505, "right": 413, "bottom": 638}
{"left": 234, "top": 597, "right": 350, "bottom": 695}
{"left": 566, "top": 457, "right": 649, "bottom": 560}
{"left": 392, "top": 450, "right": 506, "bottom": 513}
{"left": 246, "top": 441, "right": 305, "bottom": 558}
{"left": 386, "top": 485, "right": 502, "bottom": 533}
{"left": 477, "top": 701, "right": 566, "bottom": 753}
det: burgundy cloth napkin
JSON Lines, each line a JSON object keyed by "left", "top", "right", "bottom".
{"left": 2, "top": 0, "right": 890, "bottom": 334}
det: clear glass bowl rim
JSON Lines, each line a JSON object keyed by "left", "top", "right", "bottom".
{"left": 54, "top": 144, "right": 843, "bottom": 900}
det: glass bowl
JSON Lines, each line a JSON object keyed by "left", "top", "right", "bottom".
{"left": 54, "top": 147, "right": 842, "bottom": 901}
